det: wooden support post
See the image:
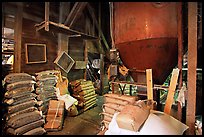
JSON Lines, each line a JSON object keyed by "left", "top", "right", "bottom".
{"left": 186, "top": 2, "right": 197, "bottom": 135}
{"left": 57, "top": 2, "right": 70, "bottom": 77}
{"left": 100, "top": 54, "right": 104, "bottom": 95}
{"left": 177, "top": 2, "right": 183, "bottom": 122}
{"left": 111, "top": 82, "right": 115, "bottom": 94}
{"left": 87, "top": 3, "right": 109, "bottom": 51}
{"left": 14, "top": 3, "right": 23, "bottom": 73}
{"left": 146, "top": 69, "right": 153, "bottom": 100}
{"left": 164, "top": 68, "right": 180, "bottom": 115}
{"left": 84, "top": 41, "right": 88, "bottom": 80}
{"left": 45, "top": 2, "right": 49, "bottom": 31}
{"left": 130, "top": 85, "right": 132, "bottom": 96}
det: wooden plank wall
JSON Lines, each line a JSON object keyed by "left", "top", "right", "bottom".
{"left": 21, "top": 18, "right": 58, "bottom": 75}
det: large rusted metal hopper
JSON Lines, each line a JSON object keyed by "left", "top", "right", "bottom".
{"left": 113, "top": 2, "right": 179, "bottom": 84}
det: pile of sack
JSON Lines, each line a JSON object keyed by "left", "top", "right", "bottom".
{"left": 3, "top": 73, "right": 46, "bottom": 135}
{"left": 44, "top": 100, "right": 65, "bottom": 131}
{"left": 35, "top": 70, "right": 60, "bottom": 115}
{"left": 100, "top": 93, "right": 138, "bottom": 131}
{"left": 70, "top": 79, "right": 97, "bottom": 112}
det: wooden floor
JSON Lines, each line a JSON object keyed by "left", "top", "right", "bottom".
{"left": 46, "top": 95, "right": 104, "bottom": 135}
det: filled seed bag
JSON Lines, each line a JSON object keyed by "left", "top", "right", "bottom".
{"left": 7, "top": 110, "right": 43, "bottom": 129}
{"left": 7, "top": 100, "right": 37, "bottom": 114}
{"left": 6, "top": 119, "right": 45, "bottom": 135}
{"left": 6, "top": 80, "right": 36, "bottom": 91}
{"left": 4, "top": 73, "right": 36, "bottom": 84}
{"left": 116, "top": 104, "right": 150, "bottom": 132}
{"left": 23, "top": 127, "right": 46, "bottom": 135}
{"left": 5, "top": 86, "right": 35, "bottom": 99}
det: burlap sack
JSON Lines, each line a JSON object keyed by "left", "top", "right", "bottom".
{"left": 44, "top": 115, "right": 63, "bottom": 131}
{"left": 103, "top": 103, "right": 125, "bottom": 112}
{"left": 4, "top": 73, "right": 36, "bottom": 84}
{"left": 104, "top": 93, "right": 137, "bottom": 104}
{"left": 116, "top": 104, "right": 150, "bottom": 132}
{"left": 104, "top": 97, "right": 129, "bottom": 106}
{"left": 23, "top": 127, "right": 46, "bottom": 135}
{"left": 102, "top": 104, "right": 118, "bottom": 115}
{"left": 7, "top": 119, "right": 45, "bottom": 135}
{"left": 100, "top": 112, "right": 113, "bottom": 123}
{"left": 56, "top": 77, "right": 69, "bottom": 95}
{"left": 6, "top": 80, "right": 36, "bottom": 91}
{"left": 47, "top": 100, "right": 65, "bottom": 116}
{"left": 7, "top": 111, "right": 43, "bottom": 129}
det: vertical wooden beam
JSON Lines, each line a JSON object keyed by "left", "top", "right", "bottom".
{"left": 177, "top": 2, "right": 183, "bottom": 121}
{"left": 100, "top": 54, "right": 104, "bottom": 95}
{"left": 84, "top": 41, "right": 88, "bottom": 80}
{"left": 14, "top": 3, "right": 23, "bottom": 73}
{"left": 164, "top": 68, "right": 180, "bottom": 115}
{"left": 186, "top": 2, "right": 197, "bottom": 135}
{"left": 45, "top": 2, "right": 49, "bottom": 31}
{"left": 87, "top": 4, "right": 109, "bottom": 52}
{"left": 57, "top": 2, "right": 70, "bottom": 77}
{"left": 146, "top": 69, "right": 153, "bottom": 100}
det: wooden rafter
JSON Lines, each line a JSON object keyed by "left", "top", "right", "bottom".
{"left": 87, "top": 3, "right": 110, "bottom": 51}
{"left": 64, "top": 2, "right": 88, "bottom": 27}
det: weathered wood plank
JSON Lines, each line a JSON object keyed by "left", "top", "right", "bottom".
{"left": 146, "top": 69, "right": 153, "bottom": 100}
{"left": 64, "top": 2, "right": 88, "bottom": 27}
{"left": 186, "top": 2, "right": 197, "bottom": 135}
{"left": 73, "top": 61, "right": 86, "bottom": 69}
{"left": 164, "top": 68, "right": 179, "bottom": 115}
{"left": 14, "top": 3, "right": 23, "bottom": 73}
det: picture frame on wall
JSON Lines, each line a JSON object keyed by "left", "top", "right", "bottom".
{"left": 25, "top": 43, "right": 47, "bottom": 64}
{"left": 54, "top": 51, "right": 75, "bottom": 73}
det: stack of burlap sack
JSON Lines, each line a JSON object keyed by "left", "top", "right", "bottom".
{"left": 35, "top": 70, "right": 60, "bottom": 115}
{"left": 43, "top": 100, "right": 65, "bottom": 131}
{"left": 70, "top": 79, "right": 97, "bottom": 112}
{"left": 3, "top": 73, "right": 46, "bottom": 135}
{"left": 100, "top": 93, "right": 138, "bottom": 131}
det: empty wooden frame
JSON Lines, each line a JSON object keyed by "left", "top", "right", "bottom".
{"left": 54, "top": 51, "right": 75, "bottom": 73}
{"left": 25, "top": 43, "right": 47, "bottom": 64}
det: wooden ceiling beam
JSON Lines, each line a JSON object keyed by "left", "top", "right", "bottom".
{"left": 64, "top": 2, "right": 88, "bottom": 27}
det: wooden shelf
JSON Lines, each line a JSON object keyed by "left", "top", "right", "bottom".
{"left": 35, "top": 21, "right": 98, "bottom": 40}
{"left": 2, "top": 51, "right": 14, "bottom": 55}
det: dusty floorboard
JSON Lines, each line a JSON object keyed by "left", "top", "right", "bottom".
{"left": 46, "top": 95, "right": 104, "bottom": 135}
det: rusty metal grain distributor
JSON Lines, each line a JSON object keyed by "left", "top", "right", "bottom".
{"left": 7, "top": 100, "right": 37, "bottom": 114}
{"left": 7, "top": 111, "right": 43, "bottom": 129}
{"left": 6, "top": 107, "right": 38, "bottom": 121}
{"left": 6, "top": 80, "right": 36, "bottom": 91}
{"left": 6, "top": 119, "right": 45, "bottom": 135}
{"left": 23, "top": 127, "right": 46, "bottom": 135}
{"left": 5, "top": 86, "right": 35, "bottom": 99}
{"left": 113, "top": 2, "right": 179, "bottom": 84}
{"left": 4, "top": 73, "right": 36, "bottom": 84}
